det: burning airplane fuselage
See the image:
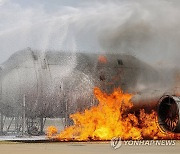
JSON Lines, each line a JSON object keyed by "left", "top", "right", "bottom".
{"left": 0, "top": 49, "right": 179, "bottom": 135}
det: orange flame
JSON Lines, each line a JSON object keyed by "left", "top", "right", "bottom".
{"left": 47, "top": 87, "right": 180, "bottom": 141}
{"left": 98, "top": 55, "right": 107, "bottom": 63}
{"left": 47, "top": 126, "right": 58, "bottom": 138}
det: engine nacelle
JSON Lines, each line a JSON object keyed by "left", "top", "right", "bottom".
{"left": 158, "top": 95, "right": 180, "bottom": 133}
{"left": 131, "top": 92, "right": 180, "bottom": 133}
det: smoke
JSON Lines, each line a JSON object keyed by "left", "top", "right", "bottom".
{"left": 0, "top": 0, "right": 7, "bottom": 6}
{"left": 1, "top": 0, "right": 180, "bottom": 120}
{"left": 98, "top": 0, "right": 180, "bottom": 68}
{"left": 0, "top": 0, "right": 180, "bottom": 68}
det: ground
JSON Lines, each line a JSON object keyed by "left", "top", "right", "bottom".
{"left": 0, "top": 141, "right": 179, "bottom": 154}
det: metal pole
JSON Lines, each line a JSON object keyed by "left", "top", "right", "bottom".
{"left": 40, "top": 117, "right": 43, "bottom": 134}
{"left": 15, "top": 117, "right": 17, "bottom": 132}
{"left": 0, "top": 112, "right": 3, "bottom": 135}
{"left": 65, "top": 100, "right": 68, "bottom": 127}
{"left": 22, "top": 94, "right": 26, "bottom": 136}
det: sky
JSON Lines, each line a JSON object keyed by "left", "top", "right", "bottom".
{"left": 0, "top": 0, "right": 180, "bottom": 68}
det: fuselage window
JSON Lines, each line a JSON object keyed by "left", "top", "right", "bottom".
{"left": 100, "top": 74, "right": 106, "bottom": 81}
{"left": 117, "top": 59, "right": 123, "bottom": 65}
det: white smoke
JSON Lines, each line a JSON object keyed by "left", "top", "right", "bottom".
{"left": 0, "top": 0, "right": 7, "bottom": 6}
{"left": 0, "top": 0, "right": 180, "bottom": 68}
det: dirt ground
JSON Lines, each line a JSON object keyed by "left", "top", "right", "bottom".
{"left": 0, "top": 141, "right": 179, "bottom": 154}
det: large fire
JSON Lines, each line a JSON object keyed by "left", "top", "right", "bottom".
{"left": 47, "top": 87, "right": 180, "bottom": 141}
